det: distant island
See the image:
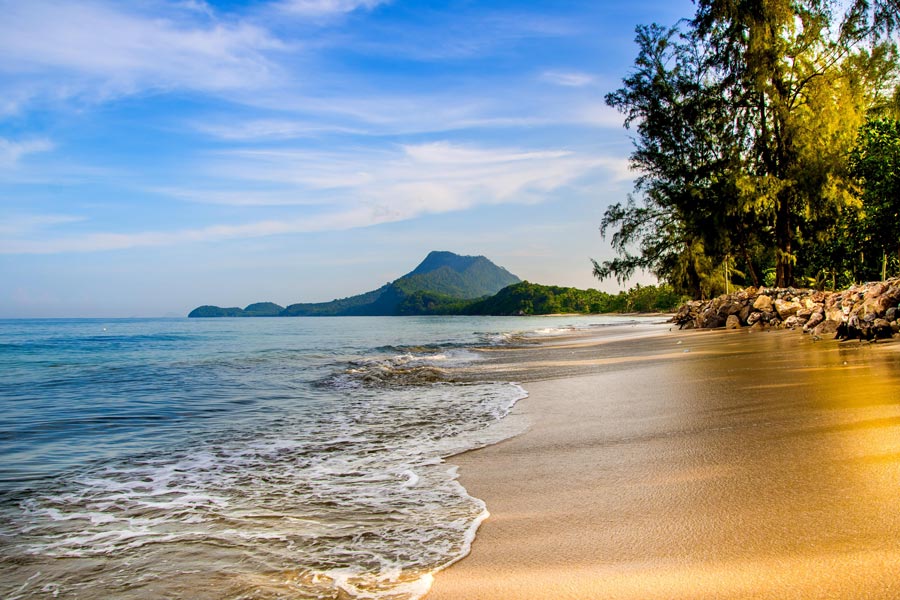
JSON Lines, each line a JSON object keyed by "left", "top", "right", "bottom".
{"left": 189, "top": 251, "right": 682, "bottom": 317}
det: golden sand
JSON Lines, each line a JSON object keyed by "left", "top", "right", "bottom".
{"left": 428, "top": 329, "right": 900, "bottom": 599}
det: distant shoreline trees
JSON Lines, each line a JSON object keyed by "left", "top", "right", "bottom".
{"left": 594, "top": 0, "right": 900, "bottom": 298}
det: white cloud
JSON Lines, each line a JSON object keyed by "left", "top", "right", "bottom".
{"left": 577, "top": 103, "right": 625, "bottom": 128}
{"left": 2, "top": 141, "right": 631, "bottom": 254}
{"left": 541, "top": 70, "right": 595, "bottom": 87}
{"left": 0, "top": 208, "right": 389, "bottom": 254}
{"left": 193, "top": 118, "right": 363, "bottom": 140}
{"left": 277, "top": 0, "right": 389, "bottom": 16}
{"left": 0, "top": 137, "right": 54, "bottom": 168}
{"left": 402, "top": 142, "right": 571, "bottom": 165}
{"left": 0, "top": 1, "right": 284, "bottom": 105}
{"left": 0, "top": 213, "right": 85, "bottom": 236}
{"left": 154, "top": 187, "right": 330, "bottom": 206}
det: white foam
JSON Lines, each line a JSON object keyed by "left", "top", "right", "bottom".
{"left": 6, "top": 380, "right": 530, "bottom": 599}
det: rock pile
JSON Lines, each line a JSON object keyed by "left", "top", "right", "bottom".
{"left": 673, "top": 278, "right": 900, "bottom": 340}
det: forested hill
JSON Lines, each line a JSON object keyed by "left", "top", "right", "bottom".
{"left": 188, "top": 251, "right": 521, "bottom": 317}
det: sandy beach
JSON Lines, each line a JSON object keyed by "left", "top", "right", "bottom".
{"left": 429, "top": 328, "right": 900, "bottom": 599}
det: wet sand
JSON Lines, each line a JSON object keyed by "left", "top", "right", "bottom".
{"left": 429, "top": 328, "right": 900, "bottom": 599}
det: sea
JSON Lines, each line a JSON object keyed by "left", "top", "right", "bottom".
{"left": 0, "top": 315, "right": 659, "bottom": 599}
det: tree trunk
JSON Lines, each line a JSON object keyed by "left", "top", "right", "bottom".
{"left": 775, "top": 194, "right": 793, "bottom": 287}
{"left": 743, "top": 248, "right": 761, "bottom": 287}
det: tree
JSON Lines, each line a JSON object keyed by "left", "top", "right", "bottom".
{"left": 850, "top": 118, "right": 900, "bottom": 278}
{"left": 594, "top": 23, "right": 760, "bottom": 298}
{"left": 596, "top": 0, "right": 899, "bottom": 297}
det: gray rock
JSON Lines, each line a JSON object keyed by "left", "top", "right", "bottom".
{"left": 813, "top": 320, "right": 840, "bottom": 336}
{"left": 873, "top": 318, "right": 894, "bottom": 339}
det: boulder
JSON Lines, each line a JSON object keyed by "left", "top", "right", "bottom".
{"left": 813, "top": 320, "right": 839, "bottom": 336}
{"left": 783, "top": 315, "right": 803, "bottom": 329}
{"left": 825, "top": 306, "right": 844, "bottom": 323}
{"left": 869, "top": 282, "right": 886, "bottom": 298}
{"left": 747, "top": 311, "right": 762, "bottom": 326}
{"left": 774, "top": 298, "right": 802, "bottom": 319}
{"left": 725, "top": 315, "right": 741, "bottom": 329}
{"left": 887, "top": 307, "right": 898, "bottom": 321}
{"left": 753, "top": 295, "right": 773, "bottom": 311}
{"left": 803, "top": 312, "right": 825, "bottom": 331}
{"left": 873, "top": 318, "right": 894, "bottom": 340}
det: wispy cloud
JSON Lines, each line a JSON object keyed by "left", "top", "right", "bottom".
{"left": 0, "top": 209, "right": 384, "bottom": 254}
{"left": 276, "top": 0, "right": 390, "bottom": 16}
{"left": 541, "top": 70, "right": 595, "bottom": 87}
{"left": 0, "top": 137, "right": 54, "bottom": 168}
{"left": 0, "top": 0, "right": 284, "bottom": 107}
{"left": 577, "top": 103, "right": 625, "bottom": 129}
{"left": 193, "top": 118, "right": 363, "bottom": 140}
{"left": 2, "top": 141, "right": 629, "bottom": 254}
{"left": 0, "top": 213, "right": 85, "bottom": 236}
{"left": 154, "top": 187, "right": 330, "bottom": 207}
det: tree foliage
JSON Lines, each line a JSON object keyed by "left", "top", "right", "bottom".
{"left": 595, "top": 0, "right": 900, "bottom": 297}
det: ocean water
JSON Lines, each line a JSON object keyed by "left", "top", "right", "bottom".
{"left": 0, "top": 315, "right": 652, "bottom": 599}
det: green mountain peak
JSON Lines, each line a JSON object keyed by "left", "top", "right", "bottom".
{"left": 189, "top": 251, "right": 521, "bottom": 317}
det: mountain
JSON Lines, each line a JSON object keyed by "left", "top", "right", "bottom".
{"left": 189, "top": 251, "right": 521, "bottom": 317}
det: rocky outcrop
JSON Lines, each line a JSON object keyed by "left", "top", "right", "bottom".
{"left": 673, "top": 278, "right": 900, "bottom": 340}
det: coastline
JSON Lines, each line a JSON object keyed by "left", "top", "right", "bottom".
{"left": 428, "top": 328, "right": 900, "bottom": 599}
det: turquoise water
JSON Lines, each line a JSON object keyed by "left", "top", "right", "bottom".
{"left": 0, "top": 315, "right": 650, "bottom": 599}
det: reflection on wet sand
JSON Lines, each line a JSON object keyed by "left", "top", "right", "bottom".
{"left": 429, "top": 329, "right": 900, "bottom": 599}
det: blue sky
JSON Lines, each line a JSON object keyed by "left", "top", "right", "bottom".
{"left": 0, "top": 0, "right": 694, "bottom": 317}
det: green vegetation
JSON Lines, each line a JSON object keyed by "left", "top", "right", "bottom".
{"left": 242, "top": 302, "right": 284, "bottom": 317}
{"left": 464, "top": 282, "right": 684, "bottom": 315}
{"left": 188, "top": 305, "right": 246, "bottom": 318}
{"left": 593, "top": 0, "right": 900, "bottom": 298}
{"left": 188, "top": 251, "right": 682, "bottom": 318}
{"left": 192, "top": 251, "right": 522, "bottom": 317}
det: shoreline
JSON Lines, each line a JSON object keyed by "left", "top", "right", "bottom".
{"left": 428, "top": 327, "right": 900, "bottom": 599}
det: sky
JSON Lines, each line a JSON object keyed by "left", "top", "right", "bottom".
{"left": 0, "top": 0, "right": 695, "bottom": 318}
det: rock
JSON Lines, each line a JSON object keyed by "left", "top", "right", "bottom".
{"left": 873, "top": 318, "right": 894, "bottom": 339}
{"left": 705, "top": 315, "right": 724, "bottom": 328}
{"left": 749, "top": 321, "right": 766, "bottom": 331}
{"left": 825, "top": 306, "right": 844, "bottom": 322}
{"left": 803, "top": 312, "right": 825, "bottom": 331}
{"left": 813, "top": 320, "right": 839, "bottom": 336}
{"left": 725, "top": 315, "right": 741, "bottom": 329}
{"left": 774, "top": 298, "right": 802, "bottom": 319}
{"left": 783, "top": 315, "right": 803, "bottom": 329}
{"left": 887, "top": 307, "right": 898, "bottom": 321}
{"left": 753, "top": 295, "right": 773, "bottom": 311}
{"left": 747, "top": 311, "right": 762, "bottom": 326}
{"left": 797, "top": 308, "right": 813, "bottom": 320}
{"left": 869, "top": 282, "right": 886, "bottom": 298}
